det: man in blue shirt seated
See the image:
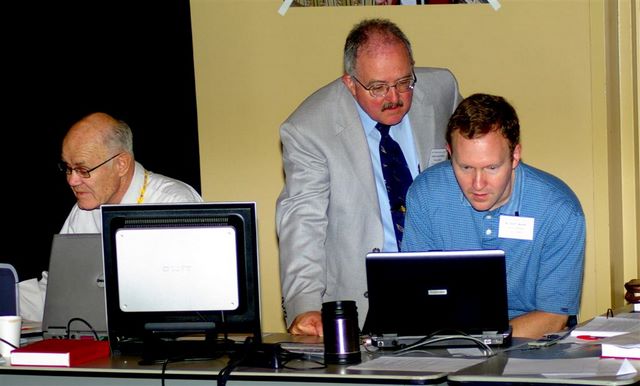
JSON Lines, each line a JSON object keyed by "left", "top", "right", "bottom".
{"left": 402, "top": 93, "right": 585, "bottom": 339}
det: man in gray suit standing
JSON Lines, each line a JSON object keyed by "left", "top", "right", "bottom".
{"left": 276, "top": 18, "right": 462, "bottom": 336}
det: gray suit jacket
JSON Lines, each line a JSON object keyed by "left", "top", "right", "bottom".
{"left": 276, "top": 67, "right": 462, "bottom": 328}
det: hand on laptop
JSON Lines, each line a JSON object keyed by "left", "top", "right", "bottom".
{"left": 289, "top": 311, "right": 323, "bottom": 336}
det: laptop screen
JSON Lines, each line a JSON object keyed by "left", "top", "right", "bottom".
{"left": 363, "top": 250, "right": 509, "bottom": 338}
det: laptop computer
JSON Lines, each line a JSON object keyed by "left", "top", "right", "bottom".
{"left": 42, "top": 233, "right": 108, "bottom": 340}
{"left": 363, "top": 250, "right": 512, "bottom": 348}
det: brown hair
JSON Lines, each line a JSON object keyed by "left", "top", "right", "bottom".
{"left": 446, "top": 93, "right": 520, "bottom": 154}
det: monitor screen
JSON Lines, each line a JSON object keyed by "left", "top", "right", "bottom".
{"left": 101, "top": 202, "right": 261, "bottom": 357}
{"left": 115, "top": 226, "right": 239, "bottom": 312}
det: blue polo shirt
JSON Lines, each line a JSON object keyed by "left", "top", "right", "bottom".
{"left": 402, "top": 161, "right": 585, "bottom": 319}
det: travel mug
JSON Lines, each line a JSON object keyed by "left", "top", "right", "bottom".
{"left": 321, "top": 300, "right": 361, "bottom": 364}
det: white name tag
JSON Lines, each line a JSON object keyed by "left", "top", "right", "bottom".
{"left": 428, "top": 148, "right": 448, "bottom": 167}
{"left": 498, "top": 215, "right": 534, "bottom": 240}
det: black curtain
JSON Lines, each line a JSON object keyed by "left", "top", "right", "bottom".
{"left": 2, "top": 1, "right": 201, "bottom": 281}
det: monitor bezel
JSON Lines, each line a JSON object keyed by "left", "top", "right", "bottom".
{"left": 101, "top": 202, "right": 261, "bottom": 356}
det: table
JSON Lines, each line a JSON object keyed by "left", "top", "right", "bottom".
{"left": 0, "top": 333, "right": 448, "bottom": 386}
{"left": 0, "top": 355, "right": 448, "bottom": 386}
{"left": 448, "top": 342, "right": 640, "bottom": 385}
{"left": 2, "top": 332, "right": 639, "bottom": 385}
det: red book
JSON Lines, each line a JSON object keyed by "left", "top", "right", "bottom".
{"left": 10, "top": 339, "right": 110, "bottom": 367}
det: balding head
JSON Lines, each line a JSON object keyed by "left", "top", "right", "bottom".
{"left": 60, "top": 112, "right": 136, "bottom": 210}
{"left": 64, "top": 112, "right": 134, "bottom": 158}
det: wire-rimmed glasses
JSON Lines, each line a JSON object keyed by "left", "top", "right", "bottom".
{"left": 351, "top": 69, "right": 417, "bottom": 98}
{"left": 58, "top": 153, "right": 122, "bottom": 178}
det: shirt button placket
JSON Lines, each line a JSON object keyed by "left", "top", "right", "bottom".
{"left": 482, "top": 214, "right": 498, "bottom": 248}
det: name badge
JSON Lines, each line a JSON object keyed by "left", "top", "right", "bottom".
{"left": 498, "top": 215, "right": 534, "bottom": 240}
{"left": 428, "top": 148, "right": 448, "bottom": 167}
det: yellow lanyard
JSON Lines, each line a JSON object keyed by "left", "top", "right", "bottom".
{"left": 137, "top": 170, "right": 149, "bottom": 204}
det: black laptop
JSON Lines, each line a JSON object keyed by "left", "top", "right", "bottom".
{"left": 363, "top": 250, "right": 512, "bottom": 348}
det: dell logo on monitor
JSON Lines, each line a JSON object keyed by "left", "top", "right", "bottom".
{"left": 161, "top": 265, "right": 192, "bottom": 273}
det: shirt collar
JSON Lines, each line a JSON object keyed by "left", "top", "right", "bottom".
{"left": 355, "top": 102, "right": 379, "bottom": 136}
{"left": 121, "top": 161, "right": 144, "bottom": 203}
{"left": 499, "top": 163, "right": 523, "bottom": 216}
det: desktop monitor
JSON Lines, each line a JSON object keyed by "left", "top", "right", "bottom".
{"left": 101, "top": 202, "right": 261, "bottom": 359}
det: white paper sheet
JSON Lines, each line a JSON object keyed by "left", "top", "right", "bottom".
{"left": 503, "top": 357, "right": 638, "bottom": 378}
{"left": 348, "top": 356, "right": 485, "bottom": 373}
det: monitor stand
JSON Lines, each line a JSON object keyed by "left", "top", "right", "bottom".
{"left": 139, "top": 322, "right": 222, "bottom": 364}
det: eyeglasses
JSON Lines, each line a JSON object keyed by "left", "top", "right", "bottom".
{"left": 351, "top": 70, "right": 417, "bottom": 98}
{"left": 58, "top": 153, "right": 122, "bottom": 178}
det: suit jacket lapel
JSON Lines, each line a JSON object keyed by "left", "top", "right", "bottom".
{"left": 334, "top": 86, "right": 380, "bottom": 211}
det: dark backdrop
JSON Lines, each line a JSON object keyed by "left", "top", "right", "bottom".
{"left": 2, "top": 1, "right": 201, "bottom": 281}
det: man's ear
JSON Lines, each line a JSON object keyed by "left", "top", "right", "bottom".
{"left": 342, "top": 74, "right": 357, "bottom": 97}
{"left": 116, "top": 152, "right": 133, "bottom": 176}
{"left": 446, "top": 143, "right": 452, "bottom": 158}
{"left": 512, "top": 143, "right": 522, "bottom": 168}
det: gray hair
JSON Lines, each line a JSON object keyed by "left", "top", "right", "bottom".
{"left": 343, "top": 18, "right": 414, "bottom": 77}
{"left": 105, "top": 119, "right": 134, "bottom": 156}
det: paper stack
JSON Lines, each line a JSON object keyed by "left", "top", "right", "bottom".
{"left": 570, "top": 316, "right": 640, "bottom": 338}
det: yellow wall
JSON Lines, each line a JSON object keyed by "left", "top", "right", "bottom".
{"left": 191, "top": 0, "right": 639, "bottom": 333}
{"left": 609, "top": 0, "right": 640, "bottom": 303}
